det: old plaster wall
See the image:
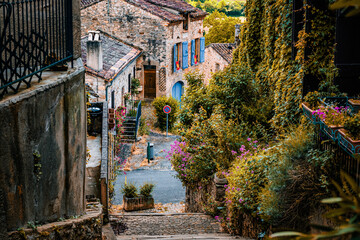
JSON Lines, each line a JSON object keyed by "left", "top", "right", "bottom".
{"left": 203, "top": 47, "right": 230, "bottom": 84}
{"left": 0, "top": 59, "right": 86, "bottom": 233}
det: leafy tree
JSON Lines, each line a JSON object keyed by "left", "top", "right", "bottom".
{"left": 187, "top": 0, "right": 245, "bottom": 17}
{"left": 204, "top": 11, "right": 243, "bottom": 45}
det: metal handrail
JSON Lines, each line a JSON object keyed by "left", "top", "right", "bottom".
{"left": 134, "top": 100, "right": 142, "bottom": 141}
{"left": 0, "top": 0, "right": 73, "bottom": 99}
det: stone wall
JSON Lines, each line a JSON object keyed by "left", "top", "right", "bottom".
{"left": 203, "top": 47, "right": 230, "bottom": 84}
{"left": 0, "top": 59, "right": 86, "bottom": 233}
{"left": 8, "top": 203, "right": 102, "bottom": 240}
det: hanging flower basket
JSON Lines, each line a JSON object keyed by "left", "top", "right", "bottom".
{"left": 338, "top": 129, "right": 360, "bottom": 155}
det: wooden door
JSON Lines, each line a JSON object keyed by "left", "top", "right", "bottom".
{"left": 144, "top": 70, "right": 156, "bottom": 99}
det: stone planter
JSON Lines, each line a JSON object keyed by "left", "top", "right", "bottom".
{"left": 349, "top": 99, "right": 360, "bottom": 114}
{"left": 214, "top": 173, "right": 228, "bottom": 202}
{"left": 123, "top": 195, "right": 154, "bottom": 211}
{"left": 338, "top": 129, "right": 360, "bottom": 155}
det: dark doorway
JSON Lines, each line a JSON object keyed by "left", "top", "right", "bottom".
{"left": 144, "top": 65, "right": 156, "bottom": 99}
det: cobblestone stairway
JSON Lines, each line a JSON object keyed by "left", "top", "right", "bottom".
{"left": 110, "top": 213, "right": 251, "bottom": 240}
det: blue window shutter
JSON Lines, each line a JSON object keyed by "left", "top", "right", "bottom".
{"left": 173, "top": 44, "right": 177, "bottom": 72}
{"left": 182, "top": 42, "right": 188, "bottom": 69}
{"left": 200, "top": 37, "right": 205, "bottom": 63}
{"left": 191, "top": 40, "right": 195, "bottom": 66}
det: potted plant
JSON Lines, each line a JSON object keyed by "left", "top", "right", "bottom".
{"left": 338, "top": 113, "right": 360, "bottom": 154}
{"left": 302, "top": 91, "right": 321, "bottom": 123}
{"left": 348, "top": 98, "right": 360, "bottom": 114}
{"left": 313, "top": 105, "right": 349, "bottom": 139}
{"left": 122, "top": 183, "right": 155, "bottom": 211}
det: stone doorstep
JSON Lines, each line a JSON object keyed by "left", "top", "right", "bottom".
{"left": 8, "top": 206, "right": 102, "bottom": 236}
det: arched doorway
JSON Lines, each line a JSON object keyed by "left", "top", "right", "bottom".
{"left": 172, "top": 81, "right": 184, "bottom": 102}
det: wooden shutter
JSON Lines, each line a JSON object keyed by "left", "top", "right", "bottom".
{"left": 173, "top": 44, "right": 177, "bottom": 72}
{"left": 191, "top": 40, "right": 195, "bottom": 66}
{"left": 182, "top": 42, "right": 188, "bottom": 69}
{"left": 200, "top": 37, "right": 205, "bottom": 63}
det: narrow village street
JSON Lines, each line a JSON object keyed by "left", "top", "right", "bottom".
{"left": 113, "top": 131, "right": 186, "bottom": 211}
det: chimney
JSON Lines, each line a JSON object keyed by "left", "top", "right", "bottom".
{"left": 235, "top": 24, "right": 241, "bottom": 47}
{"left": 87, "top": 31, "right": 103, "bottom": 71}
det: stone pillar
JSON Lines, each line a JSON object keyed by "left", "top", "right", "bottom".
{"left": 87, "top": 31, "right": 103, "bottom": 71}
{"left": 235, "top": 24, "right": 241, "bottom": 47}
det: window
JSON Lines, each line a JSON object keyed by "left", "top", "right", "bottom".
{"left": 215, "top": 63, "right": 220, "bottom": 72}
{"left": 111, "top": 91, "right": 115, "bottom": 109}
{"left": 128, "top": 74, "right": 131, "bottom": 92}
{"left": 173, "top": 43, "right": 182, "bottom": 73}
{"left": 191, "top": 38, "right": 205, "bottom": 66}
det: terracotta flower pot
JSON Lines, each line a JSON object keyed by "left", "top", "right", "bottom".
{"left": 338, "top": 129, "right": 360, "bottom": 155}
{"left": 302, "top": 102, "right": 318, "bottom": 123}
{"left": 320, "top": 121, "right": 343, "bottom": 140}
{"left": 349, "top": 99, "right": 360, "bottom": 114}
{"left": 108, "top": 108, "right": 115, "bottom": 114}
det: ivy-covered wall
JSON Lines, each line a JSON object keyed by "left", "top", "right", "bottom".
{"left": 233, "top": 0, "right": 336, "bottom": 131}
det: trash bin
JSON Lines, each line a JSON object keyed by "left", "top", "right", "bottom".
{"left": 147, "top": 142, "right": 154, "bottom": 161}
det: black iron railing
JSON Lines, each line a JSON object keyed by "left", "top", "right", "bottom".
{"left": 0, "top": 0, "right": 73, "bottom": 99}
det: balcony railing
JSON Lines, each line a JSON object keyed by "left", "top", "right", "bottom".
{"left": 0, "top": 0, "right": 73, "bottom": 99}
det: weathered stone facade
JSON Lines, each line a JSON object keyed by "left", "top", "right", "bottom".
{"left": 0, "top": 59, "right": 86, "bottom": 233}
{"left": 81, "top": 0, "right": 207, "bottom": 100}
{"left": 203, "top": 43, "right": 237, "bottom": 84}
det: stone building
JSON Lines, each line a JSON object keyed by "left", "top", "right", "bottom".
{"left": 81, "top": 30, "right": 142, "bottom": 109}
{"left": 203, "top": 43, "right": 236, "bottom": 84}
{"left": 81, "top": 0, "right": 208, "bottom": 101}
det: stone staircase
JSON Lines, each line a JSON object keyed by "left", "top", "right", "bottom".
{"left": 110, "top": 213, "right": 251, "bottom": 240}
{"left": 121, "top": 117, "right": 137, "bottom": 143}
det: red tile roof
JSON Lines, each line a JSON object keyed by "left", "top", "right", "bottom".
{"left": 124, "top": 0, "right": 208, "bottom": 22}
{"left": 81, "top": 31, "right": 142, "bottom": 81}
{"left": 207, "top": 43, "right": 236, "bottom": 64}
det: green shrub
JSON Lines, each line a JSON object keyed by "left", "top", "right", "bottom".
{"left": 121, "top": 183, "right": 137, "bottom": 198}
{"left": 344, "top": 113, "right": 360, "bottom": 139}
{"left": 127, "top": 109, "right": 137, "bottom": 117}
{"left": 152, "top": 96, "right": 179, "bottom": 131}
{"left": 138, "top": 117, "right": 150, "bottom": 136}
{"left": 131, "top": 78, "right": 141, "bottom": 95}
{"left": 140, "top": 183, "right": 155, "bottom": 197}
{"left": 304, "top": 91, "right": 321, "bottom": 109}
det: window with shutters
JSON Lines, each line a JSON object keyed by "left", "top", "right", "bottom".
{"left": 194, "top": 38, "right": 200, "bottom": 65}
{"left": 199, "top": 37, "right": 205, "bottom": 63}
{"left": 173, "top": 43, "right": 182, "bottom": 73}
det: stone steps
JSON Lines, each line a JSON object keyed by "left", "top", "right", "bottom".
{"left": 116, "top": 234, "right": 248, "bottom": 239}
{"left": 110, "top": 213, "right": 249, "bottom": 239}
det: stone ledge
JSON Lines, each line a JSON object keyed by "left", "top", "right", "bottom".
{"left": 8, "top": 204, "right": 102, "bottom": 240}
{"left": 111, "top": 212, "right": 208, "bottom": 217}
{"left": 0, "top": 58, "right": 85, "bottom": 107}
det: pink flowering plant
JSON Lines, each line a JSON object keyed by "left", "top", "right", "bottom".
{"left": 313, "top": 105, "right": 350, "bottom": 126}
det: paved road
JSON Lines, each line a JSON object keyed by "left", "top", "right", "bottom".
{"left": 113, "top": 132, "right": 185, "bottom": 205}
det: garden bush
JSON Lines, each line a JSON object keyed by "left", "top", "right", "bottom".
{"left": 140, "top": 183, "right": 155, "bottom": 197}
{"left": 121, "top": 183, "right": 138, "bottom": 198}
{"left": 152, "top": 96, "right": 179, "bottom": 131}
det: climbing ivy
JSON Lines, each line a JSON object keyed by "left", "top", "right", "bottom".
{"left": 234, "top": 0, "right": 337, "bottom": 131}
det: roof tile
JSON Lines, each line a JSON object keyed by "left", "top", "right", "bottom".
{"left": 207, "top": 43, "right": 237, "bottom": 64}
{"left": 81, "top": 31, "right": 142, "bottom": 81}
